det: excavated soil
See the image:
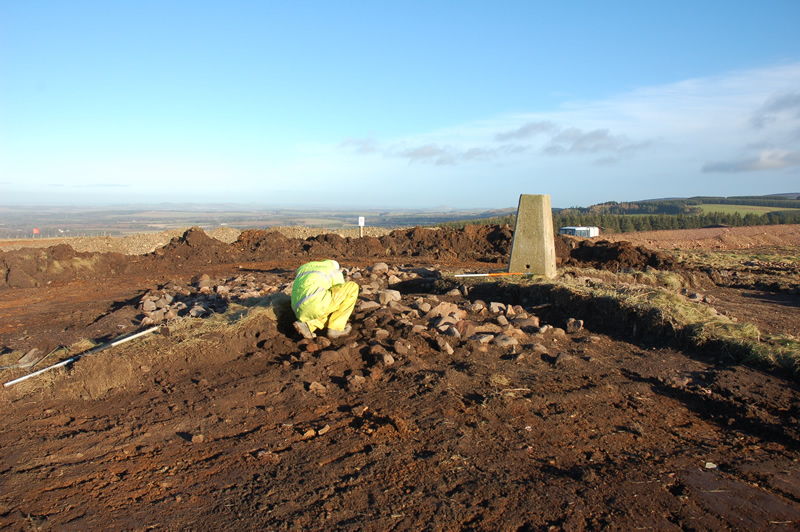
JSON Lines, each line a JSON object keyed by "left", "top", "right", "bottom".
{"left": 1, "top": 224, "right": 799, "bottom": 530}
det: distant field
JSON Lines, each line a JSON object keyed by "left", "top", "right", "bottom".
{"left": 697, "top": 203, "right": 800, "bottom": 215}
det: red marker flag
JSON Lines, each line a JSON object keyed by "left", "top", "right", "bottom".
{"left": 33, "top": 228, "right": 40, "bottom": 235}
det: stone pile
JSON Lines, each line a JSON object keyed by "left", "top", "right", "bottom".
{"left": 137, "top": 272, "right": 290, "bottom": 326}
{"left": 137, "top": 262, "right": 590, "bottom": 365}
{"left": 319, "top": 261, "right": 587, "bottom": 364}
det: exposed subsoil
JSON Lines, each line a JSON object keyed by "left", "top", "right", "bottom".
{"left": 1, "top": 224, "right": 799, "bottom": 530}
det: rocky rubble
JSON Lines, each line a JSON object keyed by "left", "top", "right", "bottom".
{"left": 137, "top": 272, "right": 292, "bottom": 325}
{"left": 137, "top": 261, "right": 586, "bottom": 369}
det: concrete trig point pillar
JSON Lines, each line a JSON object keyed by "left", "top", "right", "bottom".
{"left": 508, "top": 194, "right": 557, "bottom": 278}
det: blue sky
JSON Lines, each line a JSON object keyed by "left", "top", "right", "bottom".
{"left": 1, "top": 1, "right": 799, "bottom": 209}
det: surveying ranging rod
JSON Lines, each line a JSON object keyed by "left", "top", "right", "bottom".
{"left": 453, "top": 272, "right": 536, "bottom": 278}
{"left": 3, "top": 326, "right": 160, "bottom": 388}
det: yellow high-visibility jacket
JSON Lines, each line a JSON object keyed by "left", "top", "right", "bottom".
{"left": 291, "top": 260, "right": 345, "bottom": 321}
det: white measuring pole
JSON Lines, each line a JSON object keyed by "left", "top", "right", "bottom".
{"left": 453, "top": 272, "right": 536, "bottom": 278}
{"left": 3, "top": 327, "right": 159, "bottom": 388}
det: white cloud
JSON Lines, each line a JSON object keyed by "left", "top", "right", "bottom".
{"left": 702, "top": 149, "right": 800, "bottom": 173}
{"left": 749, "top": 91, "right": 800, "bottom": 129}
{"left": 339, "top": 62, "right": 800, "bottom": 181}
{"left": 494, "top": 121, "right": 557, "bottom": 141}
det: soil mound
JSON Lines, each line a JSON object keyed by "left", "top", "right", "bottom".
{"left": 0, "top": 224, "right": 693, "bottom": 288}
{"left": 235, "top": 229, "right": 303, "bottom": 256}
{"left": 556, "top": 236, "right": 681, "bottom": 271}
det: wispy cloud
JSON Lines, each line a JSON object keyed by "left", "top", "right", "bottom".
{"left": 494, "top": 121, "right": 557, "bottom": 141}
{"left": 342, "top": 121, "right": 649, "bottom": 166}
{"left": 388, "top": 143, "right": 530, "bottom": 166}
{"left": 340, "top": 62, "right": 800, "bottom": 182}
{"left": 340, "top": 137, "right": 378, "bottom": 154}
{"left": 74, "top": 183, "right": 131, "bottom": 188}
{"left": 702, "top": 149, "right": 800, "bottom": 173}
{"left": 749, "top": 90, "right": 800, "bottom": 129}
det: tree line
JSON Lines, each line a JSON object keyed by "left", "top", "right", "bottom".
{"left": 440, "top": 209, "right": 800, "bottom": 234}
{"left": 439, "top": 194, "right": 800, "bottom": 233}
{"left": 553, "top": 210, "right": 800, "bottom": 234}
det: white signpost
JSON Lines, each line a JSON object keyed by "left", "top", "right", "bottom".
{"left": 358, "top": 216, "right": 365, "bottom": 237}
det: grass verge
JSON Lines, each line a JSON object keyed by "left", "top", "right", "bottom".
{"left": 471, "top": 268, "right": 800, "bottom": 378}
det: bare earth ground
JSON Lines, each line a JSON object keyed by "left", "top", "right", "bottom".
{"left": 0, "top": 224, "right": 799, "bottom": 531}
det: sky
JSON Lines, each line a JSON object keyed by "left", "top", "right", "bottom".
{"left": 1, "top": 1, "right": 799, "bottom": 210}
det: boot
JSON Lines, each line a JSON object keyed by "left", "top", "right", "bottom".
{"left": 326, "top": 323, "right": 352, "bottom": 339}
{"left": 293, "top": 321, "right": 315, "bottom": 339}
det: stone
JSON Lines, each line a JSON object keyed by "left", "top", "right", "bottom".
{"left": 393, "top": 340, "right": 412, "bottom": 356}
{"left": 411, "top": 324, "right": 427, "bottom": 335}
{"left": 469, "top": 301, "right": 486, "bottom": 312}
{"left": 493, "top": 334, "right": 519, "bottom": 348}
{"left": 371, "top": 262, "right": 390, "bottom": 273}
{"left": 554, "top": 352, "right": 575, "bottom": 366}
{"left": 316, "top": 336, "right": 333, "bottom": 349}
{"left": 358, "top": 300, "right": 381, "bottom": 312}
{"left": 513, "top": 317, "right": 540, "bottom": 331}
{"left": 508, "top": 194, "right": 557, "bottom": 278}
{"left": 496, "top": 315, "right": 509, "bottom": 326}
{"left": 427, "top": 302, "right": 461, "bottom": 319}
{"left": 489, "top": 302, "right": 506, "bottom": 314}
{"left": 377, "top": 289, "right": 402, "bottom": 305}
{"left": 216, "top": 285, "right": 230, "bottom": 296}
{"left": 531, "top": 343, "right": 549, "bottom": 355}
{"left": 453, "top": 320, "right": 476, "bottom": 338}
{"left": 432, "top": 315, "right": 459, "bottom": 329}
{"left": 387, "top": 300, "right": 412, "bottom": 313}
{"left": 435, "top": 338, "right": 454, "bottom": 355}
{"left": 442, "top": 326, "right": 461, "bottom": 338}
{"left": 566, "top": 318, "right": 584, "bottom": 334}
{"left": 347, "top": 374, "right": 367, "bottom": 390}
{"left": 308, "top": 381, "right": 327, "bottom": 394}
{"left": 472, "top": 334, "right": 494, "bottom": 344}
{"left": 189, "top": 305, "right": 207, "bottom": 318}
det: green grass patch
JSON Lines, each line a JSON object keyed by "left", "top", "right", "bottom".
{"left": 674, "top": 247, "right": 800, "bottom": 270}
{"left": 697, "top": 204, "right": 800, "bottom": 215}
{"left": 490, "top": 270, "right": 800, "bottom": 377}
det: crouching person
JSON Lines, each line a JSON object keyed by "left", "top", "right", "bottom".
{"left": 291, "top": 259, "right": 359, "bottom": 340}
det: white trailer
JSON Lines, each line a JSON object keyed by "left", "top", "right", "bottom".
{"left": 558, "top": 226, "right": 600, "bottom": 238}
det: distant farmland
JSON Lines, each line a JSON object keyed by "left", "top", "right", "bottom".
{"left": 697, "top": 203, "right": 800, "bottom": 215}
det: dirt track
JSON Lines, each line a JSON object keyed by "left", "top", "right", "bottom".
{"left": 0, "top": 224, "right": 799, "bottom": 530}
